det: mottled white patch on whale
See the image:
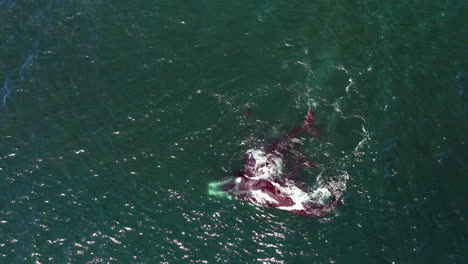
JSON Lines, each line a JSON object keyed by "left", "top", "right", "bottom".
{"left": 244, "top": 149, "right": 283, "bottom": 180}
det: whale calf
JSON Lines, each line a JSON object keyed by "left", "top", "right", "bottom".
{"left": 209, "top": 110, "right": 344, "bottom": 217}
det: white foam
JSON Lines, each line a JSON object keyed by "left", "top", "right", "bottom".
{"left": 309, "top": 187, "right": 332, "bottom": 205}
{"left": 275, "top": 182, "right": 309, "bottom": 211}
{"left": 244, "top": 149, "right": 283, "bottom": 180}
{"left": 219, "top": 148, "right": 348, "bottom": 215}
{"left": 243, "top": 149, "right": 318, "bottom": 211}
{"left": 249, "top": 190, "right": 279, "bottom": 205}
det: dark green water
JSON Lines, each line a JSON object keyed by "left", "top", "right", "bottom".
{"left": 1, "top": 0, "right": 467, "bottom": 263}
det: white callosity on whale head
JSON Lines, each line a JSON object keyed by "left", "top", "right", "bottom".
{"left": 244, "top": 149, "right": 283, "bottom": 180}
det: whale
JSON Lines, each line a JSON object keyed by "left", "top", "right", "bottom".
{"left": 208, "top": 110, "right": 344, "bottom": 218}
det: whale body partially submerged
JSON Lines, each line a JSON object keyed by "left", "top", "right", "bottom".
{"left": 209, "top": 110, "right": 345, "bottom": 218}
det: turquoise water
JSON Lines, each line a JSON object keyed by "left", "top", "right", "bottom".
{"left": 1, "top": 0, "right": 467, "bottom": 263}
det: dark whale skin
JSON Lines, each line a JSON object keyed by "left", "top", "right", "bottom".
{"left": 210, "top": 110, "right": 344, "bottom": 218}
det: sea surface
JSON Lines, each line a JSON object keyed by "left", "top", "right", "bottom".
{"left": 1, "top": 0, "right": 467, "bottom": 263}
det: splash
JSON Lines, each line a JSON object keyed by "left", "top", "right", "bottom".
{"left": 209, "top": 148, "right": 347, "bottom": 217}
{"left": 209, "top": 110, "right": 346, "bottom": 217}
{"left": 244, "top": 149, "right": 283, "bottom": 180}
